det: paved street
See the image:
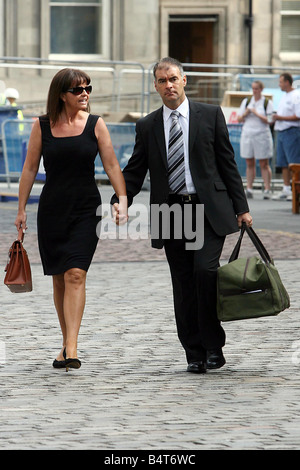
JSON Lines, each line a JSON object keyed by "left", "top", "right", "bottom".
{"left": 0, "top": 183, "right": 300, "bottom": 451}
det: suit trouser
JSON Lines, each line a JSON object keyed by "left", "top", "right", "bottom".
{"left": 164, "top": 199, "right": 226, "bottom": 363}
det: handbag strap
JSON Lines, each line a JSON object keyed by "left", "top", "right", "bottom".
{"left": 6, "top": 230, "right": 24, "bottom": 269}
{"left": 229, "top": 222, "right": 272, "bottom": 264}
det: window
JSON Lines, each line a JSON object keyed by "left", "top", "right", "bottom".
{"left": 280, "top": 0, "right": 300, "bottom": 59}
{"left": 0, "top": 0, "right": 3, "bottom": 57}
{"left": 49, "top": 0, "right": 108, "bottom": 58}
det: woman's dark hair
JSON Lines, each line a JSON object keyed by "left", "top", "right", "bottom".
{"left": 46, "top": 68, "right": 91, "bottom": 126}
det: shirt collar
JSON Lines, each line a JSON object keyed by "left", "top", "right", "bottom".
{"left": 163, "top": 97, "right": 189, "bottom": 122}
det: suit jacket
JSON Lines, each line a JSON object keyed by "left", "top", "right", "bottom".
{"left": 112, "top": 100, "right": 249, "bottom": 249}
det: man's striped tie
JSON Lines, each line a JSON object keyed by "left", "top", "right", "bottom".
{"left": 168, "top": 110, "right": 185, "bottom": 193}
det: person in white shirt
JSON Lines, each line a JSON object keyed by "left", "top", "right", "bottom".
{"left": 237, "top": 80, "right": 273, "bottom": 200}
{"left": 272, "top": 73, "right": 300, "bottom": 200}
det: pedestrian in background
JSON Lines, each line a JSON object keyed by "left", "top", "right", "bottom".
{"left": 15, "top": 68, "right": 128, "bottom": 371}
{"left": 272, "top": 73, "right": 300, "bottom": 201}
{"left": 237, "top": 80, "right": 273, "bottom": 200}
{"left": 4, "top": 88, "right": 20, "bottom": 106}
{"left": 3, "top": 88, "right": 24, "bottom": 125}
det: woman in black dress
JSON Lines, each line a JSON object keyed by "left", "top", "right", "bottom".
{"left": 15, "top": 68, "right": 128, "bottom": 371}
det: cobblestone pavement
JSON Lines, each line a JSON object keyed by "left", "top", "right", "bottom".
{"left": 0, "top": 184, "right": 300, "bottom": 450}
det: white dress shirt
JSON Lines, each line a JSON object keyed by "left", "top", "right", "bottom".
{"left": 163, "top": 97, "right": 196, "bottom": 194}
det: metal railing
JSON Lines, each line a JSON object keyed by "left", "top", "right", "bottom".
{"left": 2, "top": 57, "right": 300, "bottom": 116}
{"left": 0, "top": 56, "right": 146, "bottom": 114}
{"left": 2, "top": 58, "right": 300, "bottom": 191}
{"left": 146, "top": 62, "right": 300, "bottom": 113}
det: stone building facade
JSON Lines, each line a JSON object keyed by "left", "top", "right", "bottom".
{"left": 0, "top": 0, "right": 299, "bottom": 113}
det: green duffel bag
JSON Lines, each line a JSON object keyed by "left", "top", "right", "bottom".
{"left": 217, "top": 223, "right": 290, "bottom": 322}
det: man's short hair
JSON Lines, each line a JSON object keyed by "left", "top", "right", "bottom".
{"left": 153, "top": 57, "right": 184, "bottom": 80}
{"left": 280, "top": 73, "right": 293, "bottom": 85}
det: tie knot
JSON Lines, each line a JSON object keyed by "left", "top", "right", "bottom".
{"left": 171, "top": 110, "right": 180, "bottom": 120}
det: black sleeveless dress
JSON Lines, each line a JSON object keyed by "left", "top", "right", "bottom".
{"left": 37, "top": 114, "right": 102, "bottom": 275}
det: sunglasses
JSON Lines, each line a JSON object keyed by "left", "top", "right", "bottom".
{"left": 66, "top": 85, "right": 92, "bottom": 96}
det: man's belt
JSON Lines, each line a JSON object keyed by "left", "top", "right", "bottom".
{"left": 168, "top": 193, "right": 199, "bottom": 203}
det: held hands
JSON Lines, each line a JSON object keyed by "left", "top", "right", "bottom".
{"left": 112, "top": 196, "right": 128, "bottom": 225}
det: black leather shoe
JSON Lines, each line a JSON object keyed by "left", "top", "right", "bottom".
{"left": 187, "top": 361, "right": 207, "bottom": 374}
{"left": 206, "top": 348, "right": 226, "bottom": 369}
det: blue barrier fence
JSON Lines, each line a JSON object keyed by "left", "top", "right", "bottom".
{"left": 1, "top": 119, "right": 34, "bottom": 181}
{"left": 95, "top": 123, "right": 136, "bottom": 178}
{"left": 0, "top": 106, "right": 20, "bottom": 127}
{"left": 0, "top": 117, "right": 264, "bottom": 186}
{"left": 0, "top": 108, "right": 24, "bottom": 181}
{"left": 227, "top": 123, "right": 263, "bottom": 178}
{"left": 0, "top": 119, "right": 137, "bottom": 185}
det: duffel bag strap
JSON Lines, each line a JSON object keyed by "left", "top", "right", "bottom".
{"left": 229, "top": 222, "right": 272, "bottom": 264}
{"left": 228, "top": 223, "right": 246, "bottom": 262}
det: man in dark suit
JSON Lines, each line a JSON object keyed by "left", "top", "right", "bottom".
{"left": 112, "top": 57, "right": 252, "bottom": 373}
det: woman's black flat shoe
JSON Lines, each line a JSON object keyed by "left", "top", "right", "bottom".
{"left": 65, "top": 358, "right": 81, "bottom": 372}
{"left": 53, "top": 358, "right": 66, "bottom": 369}
{"left": 52, "top": 348, "right": 66, "bottom": 369}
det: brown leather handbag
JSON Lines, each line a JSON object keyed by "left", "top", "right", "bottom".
{"left": 4, "top": 229, "right": 33, "bottom": 293}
